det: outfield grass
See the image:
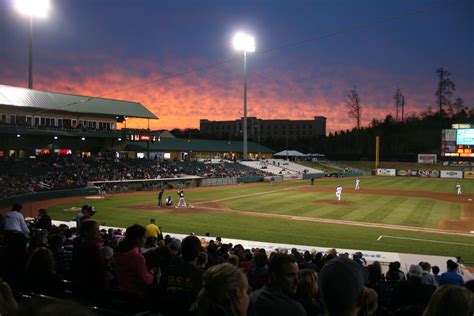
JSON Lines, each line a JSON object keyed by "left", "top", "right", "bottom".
{"left": 314, "top": 177, "right": 474, "bottom": 193}
{"left": 47, "top": 177, "right": 474, "bottom": 262}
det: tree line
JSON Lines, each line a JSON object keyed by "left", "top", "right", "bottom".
{"left": 172, "top": 68, "right": 472, "bottom": 161}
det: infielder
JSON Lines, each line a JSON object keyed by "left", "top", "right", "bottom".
{"left": 336, "top": 185, "right": 343, "bottom": 201}
{"left": 355, "top": 178, "right": 360, "bottom": 190}
{"left": 456, "top": 183, "right": 462, "bottom": 195}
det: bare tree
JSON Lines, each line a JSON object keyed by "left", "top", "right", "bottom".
{"left": 447, "top": 97, "right": 465, "bottom": 115}
{"left": 435, "top": 67, "right": 456, "bottom": 113}
{"left": 401, "top": 95, "right": 405, "bottom": 122}
{"left": 346, "top": 86, "right": 362, "bottom": 129}
{"left": 393, "top": 88, "right": 404, "bottom": 121}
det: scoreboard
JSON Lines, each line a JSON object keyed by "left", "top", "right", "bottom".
{"left": 126, "top": 133, "right": 160, "bottom": 142}
{"left": 442, "top": 127, "right": 474, "bottom": 158}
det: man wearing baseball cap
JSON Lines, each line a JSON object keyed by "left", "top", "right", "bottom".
{"left": 319, "top": 257, "right": 365, "bottom": 316}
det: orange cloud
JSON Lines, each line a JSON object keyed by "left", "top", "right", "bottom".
{"left": 2, "top": 56, "right": 472, "bottom": 134}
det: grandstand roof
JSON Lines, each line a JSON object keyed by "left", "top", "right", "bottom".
{"left": 126, "top": 137, "right": 275, "bottom": 153}
{"left": 0, "top": 85, "right": 158, "bottom": 119}
{"left": 274, "top": 150, "right": 305, "bottom": 157}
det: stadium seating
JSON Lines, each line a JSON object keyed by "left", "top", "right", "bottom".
{"left": 0, "top": 217, "right": 470, "bottom": 316}
{"left": 240, "top": 159, "right": 323, "bottom": 176}
{"left": 0, "top": 156, "right": 271, "bottom": 198}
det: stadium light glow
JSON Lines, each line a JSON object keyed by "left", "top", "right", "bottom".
{"left": 15, "top": 0, "right": 50, "bottom": 18}
{"left": 15, "top": 0, "right": 51, "bottom": 89}
{"left": 233, "top": 32, "right": 255, "bottom": 160}
{"left": 233, "top": 32, "right": 255, "bottom": 52}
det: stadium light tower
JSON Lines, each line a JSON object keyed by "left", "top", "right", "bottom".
{"left": 233, "top": 32, "right": 255, "bottom": 160}
{"left": 15, "top": 0, "right": 51, "bottom": 89}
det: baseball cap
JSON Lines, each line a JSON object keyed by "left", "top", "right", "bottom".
{"left": 319, "top": 257, "right": 364, "bottom": 313}
{"left": 447, "top": 259, "right": 459, "bottom": 271}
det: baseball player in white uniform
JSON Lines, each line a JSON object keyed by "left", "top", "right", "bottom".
{"left": 456, "top": 183, "right": 462, "bottom": 195}
{"left": 355, "top": 178, "right": 360, "bottom": 190}
{"left": 336, "top": 185, "right": 343, "bottom": 201}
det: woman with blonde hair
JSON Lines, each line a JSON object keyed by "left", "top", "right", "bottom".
{"left": 296, "top": 269, "right": 324, "bottom": 316}
{"left": 194, "top": 263, "right": 249, "bottom": 316}
{"left": 423, "top": 284, "right": 472, "bottom": 316}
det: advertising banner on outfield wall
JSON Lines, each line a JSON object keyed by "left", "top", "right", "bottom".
{"left": 418, "top": 170, "right": 440, "bottom": 178}
{"left": 396, "top": 170, "right": 409, "bottom": 176}
{"left": 418, "top": 154, "right": 437, "bottom": 164}
{"left": 377, "top": 168, "right": 396, "bottom": 176}
{"left": 440, "top": 170, "right": 463, "bottom": 179}
{"left": 410, "top": 170, "right": 419, "bottom": 177}
{"left": 464, "top": 171, "right": 474, "bottom": 179}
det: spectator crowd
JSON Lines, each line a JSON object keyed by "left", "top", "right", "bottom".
{"left": 0, "top": 202, "right": 473, "bottom": 316}
{"left": 0, "top": 155, "right": 270, "bottom": 198}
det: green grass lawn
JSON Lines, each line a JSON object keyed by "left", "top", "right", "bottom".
{"left": 47, "top": 177, "right": 474, "bottom": 262}
{"left": 314, "top": 177, "right": 474, "bottom": 193}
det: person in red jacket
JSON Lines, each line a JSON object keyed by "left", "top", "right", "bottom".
{"left": 114, "top": 224, "right": 156, "bottom": 299}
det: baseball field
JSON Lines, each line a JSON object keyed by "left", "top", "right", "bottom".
{"left": 41, "top": 176, "right": 474, "bottom": 262}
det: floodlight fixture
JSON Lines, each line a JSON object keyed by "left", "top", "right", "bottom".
{"left": 233, "top": 32, "right": 255, "bottom": 53}
{"left": 15, "top": 0, "right": 50, "bottom": 18}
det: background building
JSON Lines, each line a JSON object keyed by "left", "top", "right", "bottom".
{"left": 200, "top": 116, "right": 326, "bottom": 142}
{"left": 0, "top": 84, "right": 158, "bottom": 158}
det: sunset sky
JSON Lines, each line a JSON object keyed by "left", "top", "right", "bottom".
{"left": 1, "top": 0, "right": 473, "bottom": 133}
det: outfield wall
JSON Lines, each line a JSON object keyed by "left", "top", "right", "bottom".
{"left": 377, "top": 168, "right": 472, "bottom": 179}
{"left": 0, "top": 187, "right": 99, "bottom": 210}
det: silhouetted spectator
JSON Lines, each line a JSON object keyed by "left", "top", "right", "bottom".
{"left": 248, "top": 253, "right": 306, "bottom": 316}
{"left": 34, "top": 208, "right": 52, "bottom": 231}
{"left": 386, "top": 261, "right": 405, "bottom": 285}
{"left": 422, "top": 284, "right": 472, "bottom": 316}
{"left": 390, "top": 264, "right": 436, "bottom": 315}
{"left": 193, "top": 263, "right": 250, "bottom": 316}
{"left": 420, "top": 262, "right": 437, "bottom": 287}
{"left": 439, "top": 260, "right": 464, "bottom": 286}
{"left": 71, "top": 220, "right": 107, "bottom": 295}
{"left": 158, "top": 235, "right": 204, "bottom": 315}
{"left": 114, "top": 224, "right": 155, "bottom": 299}
{"left": 319, "top": 257, "right": 365, "bottom": 316}
{"left": 247, "top": 253, "right": 270, "bottom": 291}
{"left": 73, "top": 205, "right": 89, "bottom": 229}
{"left": 23, "top": 247, "right": 63, "bottom": 296}
{"left": 296, "top": 269, "right": 324, "bottom": 316}
{"left": 431, "top": 266, "right": 441, "bottom": 285}
{"left": 3, "top": 203, "right": 29, "bottom": 236}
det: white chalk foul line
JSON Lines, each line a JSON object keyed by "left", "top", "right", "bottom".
{"left": 377, "top": 235, "right": 474, "bottom": 247}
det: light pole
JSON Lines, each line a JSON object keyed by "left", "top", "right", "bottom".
{"left": 233, "top": 32, "right": 255, "bottom": 160}
{"left": 15, "top": 0, "right": 50, "bottom": 89}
